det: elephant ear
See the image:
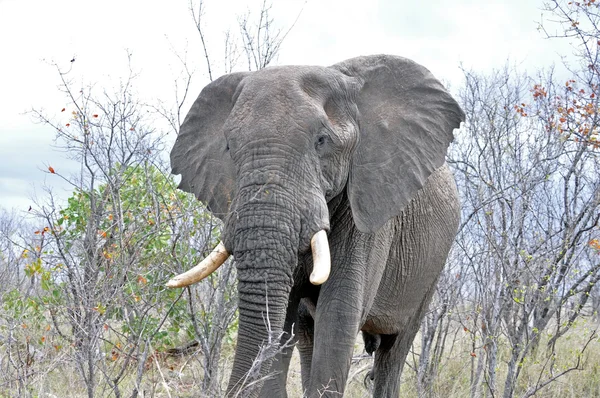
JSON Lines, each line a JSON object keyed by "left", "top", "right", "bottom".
{"left": 170, "top": 72, "right": 251, "bottom": 220}
{"left": 331, "top": 55, "right": 464, "bottom": 233}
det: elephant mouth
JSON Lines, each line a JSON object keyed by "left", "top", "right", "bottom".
{"left": 165, "top": 229, "right": 331, "bottom": 288}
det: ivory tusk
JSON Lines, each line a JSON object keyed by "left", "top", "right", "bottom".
{"left": 309, "top": 230, "right": 331, "bottom": 285}
{"left": 166, "top": 242, "right": 230, "bottom": 288}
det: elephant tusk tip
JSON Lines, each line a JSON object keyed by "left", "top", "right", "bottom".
{"left": 165, "top": 278, "right": 183, "bottom": 288}
{"left": 309, "top": 271, "right": 329, "bottom": 285}
{"left": 165, "top": 241, "right": 230, "bottom": 289}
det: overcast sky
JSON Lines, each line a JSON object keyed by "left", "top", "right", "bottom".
{"left": 0, "top": 0, "right": 573, "bottom": 213}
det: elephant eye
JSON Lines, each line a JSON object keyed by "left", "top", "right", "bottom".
{"left": 315, "top": 134, "right": 328, "bottom": 151}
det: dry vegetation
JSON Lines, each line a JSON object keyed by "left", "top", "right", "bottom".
{"left": 1, "top": 320, "right": 598, "bottom": 397}
{"left": 2, "top": 0, "right": 600, "bottom": 397}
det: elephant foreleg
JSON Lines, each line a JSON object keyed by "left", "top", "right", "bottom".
{"left": 306, "top": 289, "right": 363, "bottom": 397}
{"left": 370, "top": 333, "right": 409, "bottom": 398}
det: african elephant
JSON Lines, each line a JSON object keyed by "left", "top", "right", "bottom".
{"left": 167, "top": 55, "right": 464, "bottom": 398}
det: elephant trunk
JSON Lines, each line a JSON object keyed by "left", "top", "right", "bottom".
{"left": 222, "top": 141, "right": 330, "bottom": 396}
{"left": 225, "top": 192, "right": 300, "bottom": 397}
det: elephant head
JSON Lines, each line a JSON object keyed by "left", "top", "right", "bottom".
{"left": 168, "top": 55, "right": 464, "bottom": 395}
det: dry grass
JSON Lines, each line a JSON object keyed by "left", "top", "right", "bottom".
{"left": 2, "top": 320, "right": 599, "bottom": 397}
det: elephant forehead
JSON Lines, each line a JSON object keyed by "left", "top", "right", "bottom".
{"left": 253, "top": 64, "right": 335, "bottom": 81}
{"left": 242, "top": 66, "right": 350, "bottom": 102}
{"left": 224, "top": 87, "right": 327, "bottom": 137}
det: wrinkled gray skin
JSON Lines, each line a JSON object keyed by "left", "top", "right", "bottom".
{"left": 171, "top": 55, "right": 464, "bottom": 398}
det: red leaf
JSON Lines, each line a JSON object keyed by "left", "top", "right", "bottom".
{"left": 93, "top": 114, "right": 99, "bottom": 118}
{"left": 65, "top": 123, "right": 70, "bottom": 127}
{"left": 48, "top": 166, "right": 55, "bottom": 174}
{"left": 61, "top": 108, "right": 66, "bottom": 112}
